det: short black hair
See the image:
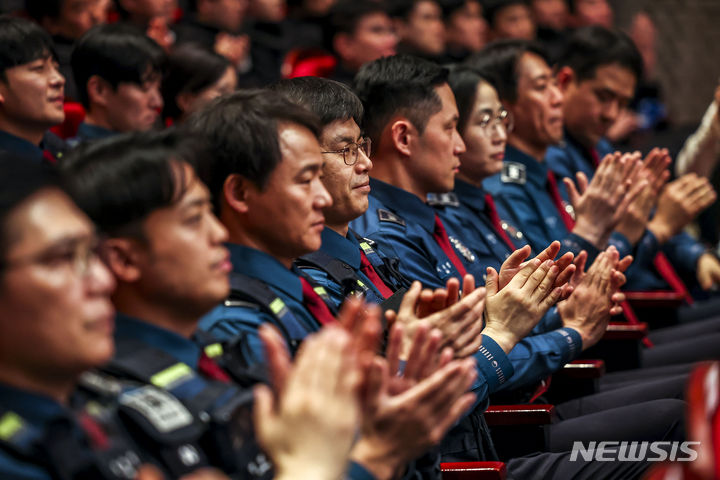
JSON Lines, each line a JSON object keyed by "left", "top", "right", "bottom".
{"left": 0, "top": 154, "right": 61, "bottom": 270}
{"left": 25, "top": 0, "right": 63, "bottom": 21}
{"left": 184, "top": 90, "right": 322, "bottom": 211}
{"left": 327, "top": 0, "right": 388, "bottom": 39}
{"left": 389, "top": 0, "right": 425, "bottom": 20}
{"left": 269, "top": 77, "right": 364, "bottom": 128}
{"left": 162, "top": 44, "right": 231, "bottom": 120}
{"left": 483, "top": 0, "right": 528, "bottom": 27}
{"left": 465, "top": 39, "right": 549, "bottom": 102}
{"left": 60, "top": 129, "right": 202, "bottom": 237}
{"left": 0, "top": 16, "right": 57, "bottom": 81}
{"left": 447, "top": 65, "right": 494, "bottom": 134}
{"left": 439, "top": 0, "right": 476, "bottom": 20}
{"left": 354, "top": 54, "right": 448, "bottom": 144}
{"left": 71, "top": 23, "right": 165, "bottom": 108}
{"left": 556, "top": 25, "right": 643, "bottom": 83}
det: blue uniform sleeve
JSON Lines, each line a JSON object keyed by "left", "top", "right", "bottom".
{"left": 608, "top": 232, "right": 633, "bottom": 259}
{"left": 494, "top": 327, "right": 582, "bottom": 393}
{"left": 347, "top": 461, "right": 378, "bottom": 480}
{"left": 198, "top": 304, "right": 274, "bottom": 368}
{"left": 473, "top": 335, "right": 515, "bottom": 399}
{"left": 662, "top": 231, "right": 706, "bottom": 276}
{"left": 531, "top": 307, "right": 563, "bottom": 334}
{"left": 296, "top": 267, "right": 346, "bottom": 309}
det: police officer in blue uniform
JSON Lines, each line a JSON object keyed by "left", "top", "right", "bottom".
{"left": 0, "top": 17, "right": 67, "bottom": 163}
{"left": 349, "top": 54, "right": 690, "bottom": 471}
{"left": 67, "top": 24, "right": 165, "bottom": 148}
{"left": 472, "top": 38, "right": 720, "bottom": 366}
{"left": 547, "top": 26, "right": 720, "bottom": 316}
{"left": 64, "top": 130, "right": 415, "bottom": 480}
{"left": 0, "top": 156, "right": 206, "bottom": 480}
{"left": 270, "top": 76, "right": 593, "bottom": 401}
{"left": 184, "top": 90, "right": 486, "bottom": 480}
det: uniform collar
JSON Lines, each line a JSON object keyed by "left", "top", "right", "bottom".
{"left": 320, "top": 227, "right": 361, "bottom": 268}
{"left": 369, "top": 178, "right": 437, "bottom": 232}
{"left": 504, "top": 144, "right": 549, "bottom": 189}
{"left": 77, "top": 122, "right": 116, "bottom": 141}
{"left": 0, "top": 382, "right": 69, "bottom": 425}
{"left": 454, "top": 179, "right": 487, "bottom": 211}
{"left": 227, "top": 242, "right": 304, "bottom": 303}
{"left": 114, "top": 313, "right": 202, "bottom": 369}
{"left": 0, "top": 129, "right": 44, "bottom": 162}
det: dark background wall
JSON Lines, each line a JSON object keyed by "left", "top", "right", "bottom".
{"left": 612, "top": 0, "right": 720, "bottom": 127}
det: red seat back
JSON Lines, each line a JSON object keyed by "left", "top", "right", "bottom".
{"left": 50, "top": 102, "right": 86, "bottom": 140}
{"left": 282, "top": 48, "right": 337, "bottom": 79}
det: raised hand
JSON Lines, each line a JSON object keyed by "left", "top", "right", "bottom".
{"left": 351, "top": 323, "right": 477, "bottom": 480}
{"left": 483, "top": 257, "right": 565, "bottom": 353}
{"left": 616, "top": 148, "right": 671, "bottom": 244}
{"left": 497, "top": 241, "right": 575, "bottom": 295}
{"left": 558, "top": 246, "right": 631, "bottom": 350}
{"left": 696, "top": 253, "right": 720, "bottom": 290}
{"left": 254, "top": 324, "right": 362, "bottom": 480}
{"left": 385, "top": 278, "right": 486, "bottom": 359}
{"left": 565, "top": 151, "right": 646, "bottom": 248}
{"left": 648, "top": 173, "right": 717, "bottom": 244}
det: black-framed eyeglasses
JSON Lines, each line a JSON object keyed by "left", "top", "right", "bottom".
{"left": 477, "top": 109, "right": 513, "bottom": 136}
{"left": 321, "top": 137, "right": 372, "bottom": 166}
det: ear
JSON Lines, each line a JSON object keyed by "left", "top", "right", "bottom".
{"left": 390, "top": 118, "right": 414, "bottom": 158}
{"left": 333, "top": 33, "right": 353, "bottom": 62}
{"left": 392, "top": 18, "right": 407, "bottom": 40}
{"left": 87, "top": 75, "right": 110, "bottom": 108}
{"left": 101, "top": 238, "right": 143, "bottom": 283}
{"left": 176, "top": 91, "right": 194, "bottom": 115}
{"left": 556, "top": 66, "right": 575, "bottom": 92}
{"left": 223, "top": 173, "right": 252, "bottom": 215}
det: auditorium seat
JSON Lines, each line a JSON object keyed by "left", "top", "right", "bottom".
{"left": 50, "top": 102, "right": 85, "bottom": 140}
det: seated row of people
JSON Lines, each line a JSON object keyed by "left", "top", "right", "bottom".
{"left": 1, "top": 13, "right": 719, "bottom": 480}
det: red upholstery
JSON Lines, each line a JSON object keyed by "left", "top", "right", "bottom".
{"left": 625, "top": 291, "right": 685, "bottom": 308}
{"left": 484, "top": 404, "right": 554, "bottom": 426}
{"left": 441, "top": 461, "right": 507, "bottom": 480}
{"left": 602, "top": 321, "right": 648, "bottom": 340}
{"left": 559, "top": 359, "right": 606, "bottom": 379}
{"left": 281, "top": 48, "right": 337, "bottom": 79}
{"left": 50, "top": 102, "right": 85, "bottom": 139}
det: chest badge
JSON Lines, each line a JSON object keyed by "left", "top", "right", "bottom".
{"left": 449, "top": 236, "right": 476, "bottom": 263}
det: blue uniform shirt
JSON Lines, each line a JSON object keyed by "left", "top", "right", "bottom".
{"left": 437, "top": 180, "right": 562, "bottom": 333}
{"left": 297, "top": 227, "right": 387, "bottom": 308}
{"left": 0, "top": 383, "right": 73, "bottom": 479}
{"left": 115, "top": 313, "right": 204, "bottom": 370}
{"left": 67, "top": 122, "right": 116, "bottom": 148}
{"left": 0, "top": 130, "right": 65, "bottom": 163}
{"left": 485, "top": 145, "right": 600, "bottom": 260}
{"left": 351, "top": 178, "right": 519, "bottom": 397}
{"left": 199, "top": 243, "right": 323, "bottom": 367}
{"left": 351, "top": 178, "right": 482, "bottom": 289}
{"left": 546, "top": 134, "right": 706, "bottom": 290}
{"left": 430, "top": 182, "right": 582, "bottom": 392}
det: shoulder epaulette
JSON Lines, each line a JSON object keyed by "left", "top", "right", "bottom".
{"left": 501, "top": 162, "right": 526, "bottom": 185}
{"left": 426, "top": 192, "right": 460, "bottom": 207}
{"left": 377, "top": 209, "right": 406, "bottom": 226}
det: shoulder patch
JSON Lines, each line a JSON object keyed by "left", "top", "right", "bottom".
{"left": 119, "top": 386, "right": 194, "bottom": 433}
{"left": 78, "top": 370, "right": 124, "bottom": 397}
{"left": 426, "top": 192, "right": 460, "bottom": 207}
{"left": 501, "top": 162, "right": 526, "bottom": 185}
{"left": 377, "top": 209, "right": 406, "bottom": 227}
